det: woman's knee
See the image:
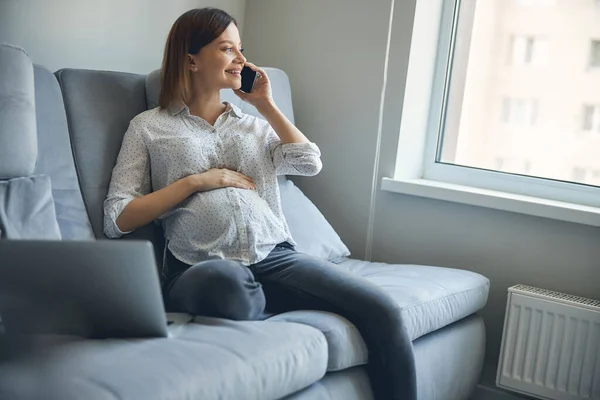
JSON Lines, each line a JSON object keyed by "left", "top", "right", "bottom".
{"left": 171, "top": 260, "right": 265, "bottom": 320}
{"left": 365, "top": 300, "right": 412, "bottom": 347}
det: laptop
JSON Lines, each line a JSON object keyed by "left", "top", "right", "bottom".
{"left": 0, "top": 240, "right": 168, "bottom": 338}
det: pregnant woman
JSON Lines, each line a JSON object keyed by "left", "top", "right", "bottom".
{"left": 103, "top": 8, "right": 415, "bottom": 400}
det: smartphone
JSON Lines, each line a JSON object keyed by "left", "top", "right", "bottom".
{"left": 240, "top": 65, "right": 257, "bottom": 93}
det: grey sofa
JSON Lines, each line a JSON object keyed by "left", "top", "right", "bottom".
{"left": 0, "top": 43, "right": 490, "bottom": 400}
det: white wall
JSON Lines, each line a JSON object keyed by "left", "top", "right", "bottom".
{"left": 243, "top": 0, "right": 600, "bottom": 393}
{"left": 0, "top": 0, "right": 246, "bottom": 74}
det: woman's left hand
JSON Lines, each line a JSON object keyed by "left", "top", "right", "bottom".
{"left": 234, "top": 62, "right": 275, "bottom": 112}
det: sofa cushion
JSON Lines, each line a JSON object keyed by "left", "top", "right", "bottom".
{"left": 0, "top": 318, "right": 328, "bottom": 400}
{"left": 285, "top": 315, "right": 486, "bottom": 400}
{"left": 267, "top": 310, "right": 365, "bottom": 372}
{"left": 56, "top": 69, "right": 165, "bottom": 264}
{"left": 339, "top": 259, "right": 490, "bottom": 340}
{"left": 32, "top": 65, "right": 94, "bottom": 240}
{"left": 0, "top": 43, "right": 37, "bottom": 179}
{"left": 268, "top": 260, "right": 489, "bottom": 371}
{"left": 279, "top": 179, "right": 350, "bottom": 262}
{"left": 55, "top": 69, "right": 147, "bottom": 239}
{"left": 0, "top": 175, "right": 61, "bottom": 239}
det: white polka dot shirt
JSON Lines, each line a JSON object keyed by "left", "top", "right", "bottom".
{"left": 103, "top": 102, "right": 322, "bottom": 266}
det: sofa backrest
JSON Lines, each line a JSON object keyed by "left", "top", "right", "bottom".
{"left": 54, "top": 69, "right": 165, "bottom": 263}
{"left": 0, "top": 43, "right": 37, "bottom": 180}
{"left": 33, "top": 65, "right": 94, "bottom": 240}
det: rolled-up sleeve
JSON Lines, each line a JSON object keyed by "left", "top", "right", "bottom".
{"left": 267, "top": 127, "right": 323, "bottom": 176}
{"left": 103, "top": 120, "right": 151, "bottom": 238}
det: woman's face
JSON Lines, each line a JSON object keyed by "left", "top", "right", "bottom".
{"left": 189, "top": 22, "right": 246, "bottom": 91}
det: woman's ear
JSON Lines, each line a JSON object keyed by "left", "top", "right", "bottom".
{"left": 187, "top": 55, "right": 198, "bottom": 72}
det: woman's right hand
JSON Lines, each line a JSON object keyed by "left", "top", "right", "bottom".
{"left": 189, "top": 169, "right": 256, "bottom": 192}
{"left": 115, "top": 169, "right": 255, "bottom": 234}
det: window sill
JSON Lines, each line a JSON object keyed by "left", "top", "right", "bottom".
{"left": 381, "top": 177, "right": 600, "bottom": 227}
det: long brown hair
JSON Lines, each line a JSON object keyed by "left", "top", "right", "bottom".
{"left": 159, "top": 8, "right": 237, "bottom": 109}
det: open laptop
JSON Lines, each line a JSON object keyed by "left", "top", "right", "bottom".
{"left": 0, "top": 240, "right": 168, "bottom": 338}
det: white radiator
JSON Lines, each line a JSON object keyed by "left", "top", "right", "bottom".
{"left": 497, "top": 284, "right": 600, "bottom": 400}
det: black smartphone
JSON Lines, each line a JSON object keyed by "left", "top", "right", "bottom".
{"left": 240, "top": 65, "right": 257, "bottom": 93}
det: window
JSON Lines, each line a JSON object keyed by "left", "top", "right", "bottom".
{"left": 388, "top": 0, "right": 600, "bottom": 217}
{"left": 517, "top": 0, "right": 555, "bottom": 6}
{"left": 501, "top": 98, "right": 538, "bottom": 126}
{"left": 582, "top": 105, "right": 600, "bottom": 132}
{"left": 590, "top": 40, "right": 600, "bottom": 68}
{"left": 510, "top": 36, "right": 548, "bottom": 66}
{"left": 429, "top": 0, "right": 600, "bottom": 200}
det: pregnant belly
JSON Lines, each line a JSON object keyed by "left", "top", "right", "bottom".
{"left": 169, "top": 187, "right": 280, "bottom": 243}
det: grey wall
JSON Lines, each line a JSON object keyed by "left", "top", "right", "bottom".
{"left": 243, "top": 0, "right": 600, "bottom": 391}
{"left": 0, "top": 0, "right": 246, "bottom": 74}
{"left": 243, "top": 0, "right": 391, "bottom": 259}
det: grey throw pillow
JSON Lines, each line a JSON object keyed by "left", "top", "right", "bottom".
{"left": 0, "top": 175, "right": 61, "bottom": 239}
{"left": 279, "top": 179, "right": 350, "bottom": 263}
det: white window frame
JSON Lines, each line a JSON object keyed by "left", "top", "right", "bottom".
{"left": 382, "top": 0, "right": 600, "bottom": 226}
{"left": 509, "top": 35, "right": 549, "bottom": 67}
{"left": 501, "top": 98, "right": 539, "bottom": 126}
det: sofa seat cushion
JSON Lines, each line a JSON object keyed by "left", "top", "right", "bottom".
{"left": 285, "top": 315, "right": 486, "bottom": 400}
{"left": 267, "top": 311, "right": 366, "bottom": 372}
{"left": 337, "top": 259, "right": 490, "bottom": 341}
{"left": 0, "top": 318, "right": 328, "bottom": 400}
{"left": 267, "top": 260, "right": 489, "bottom": 372}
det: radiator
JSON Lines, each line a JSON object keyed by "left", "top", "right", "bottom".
{"left": 497, "top": 284, "right": 600, "bottom": 400}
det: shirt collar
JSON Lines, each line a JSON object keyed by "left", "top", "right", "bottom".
{"left": 168, "top": 103, "right": 187, "bottom": 116}
{"left": 226, "top": 102, "right": 243, "bottom": 119}
{"left": 168, "top": 101, "right": 243, "bottom": 119}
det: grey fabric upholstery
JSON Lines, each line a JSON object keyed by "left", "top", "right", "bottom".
{"left": 0, "top": 318, "right": 328, "bottom": 400}
{"left": 55, "top": 69, "right": 146, "bottom": 238}
{"left": 411, "top": 314, "right": 485, "bottom": 400}
{"left": 268, "top": 310, "right": 367, "bottom": 372}
{"left": 56, "top": 69, "right": 165, "bottom": 262}
{"left": 0, "top": 175, "right": 61, "bottom": 239}
{"left": 285, "top": 314, "right": 485, "bottom": 400}
{"left": 284, "top": 367, "right": 374, "bottom": 400}
{"left": 268, "top": 260, "right": 488, "bottom": 372}
{"left": 279, "top": 179, "right": 350, "bottom": 262}
{"left": 339, "top": 258, "right": 490, "bottom": 340}
{"left": 32, "top": 65, "right": 94, "bottom": 240}
{"left": 0, "top": 43, "right": 37, "bottom": 179}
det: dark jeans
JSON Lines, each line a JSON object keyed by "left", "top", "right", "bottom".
{"left": 164, "top": 243, "right": 416, "bottom": 400}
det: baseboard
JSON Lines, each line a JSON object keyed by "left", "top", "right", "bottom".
{"left": 471, "top": 384, "right": 535, "bottom": 400}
